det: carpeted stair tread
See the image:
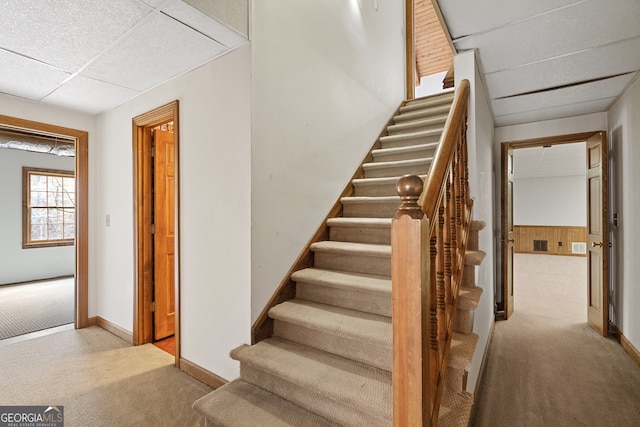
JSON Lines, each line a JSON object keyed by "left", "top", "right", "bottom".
{"left": 372, "top": 142, "right": 439, "bottom": 162}
{"left": 292, "top": 268, "right": 391, "bottom": 296}
{"left": 293, "top": 268, "right": 392, "bottom": 316}
{"left": 232, "top": 337, "right": 392, "bottom": 425}
{"left": 392, "top": 108, "right": 449, "bottom": 124}
{"left": 470, "top": 220, "right": 486, "bottom": 231}
{"left": 465, "top": 249, "right": 486, "bottom": 266}
{"left": 401, "top": 90, "right": 455, "bottom": 112}
{"left": 352, "top": 175, "right": 427, "bottom": 197}
{"left": 380, "top": 127, "right": 444, "bottom": 145}
{"left": 458, "top": 286, "right": 483, "bottom": 311}
{"left": 448, "top": 332, "right": 479, "bottom": 370}
{"left": 193, "top": 379, "right": 339, "bottom": 427}
{"left": 310, "top": 240, "right": 391, "bottom": 257}
{"left": 438, "top": 388, "right": 473, "bottom": 427}
{"left": 327, "top": 217, "right": 392, "bottom": 229}
{"left": 327, "top": 218, "right": 392, "bottom": 244}
{"left": 362, "top": 158, "right": 433, "bottom": 179}
{"left": 270, "top": 300, "right": 391, "bottom": 370}
{"left": 340, "top": 197, "right": 401, "bottom": 219}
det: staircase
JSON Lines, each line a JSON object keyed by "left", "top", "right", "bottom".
{"left": 193, "top": 89, "right": 483, "bottom": 426}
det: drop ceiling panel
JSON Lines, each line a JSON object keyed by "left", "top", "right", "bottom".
{"left": 455, "top": 0, "right": 640, "bottom": 73}
{"left": 0, "top": 50, "right": 70, "bottom": 100}
{"left": 0, "top": 0, "right": 151, "bottom": 71}
{"left": 161, "top": 0, "right": 246, "bottom": 48}
{"left": 492, "top": 73, "right": 635, "bottom": 117}
{"left": 514, "top": 143, "right": 585, "bottom": 179}
{"left": 495, "top": 98, "right": 615, "bottom": 127}
{"left": 439, "top": 0, "right": 579, "bottom": 39}
{"left": 42, "top": 76, "right": 138, "bottom": 115}
{"left": 80, "top": 12, "right": 227, "bottom": 92}
{"left": 485, "top": 36, "right": 640, "bottom": 99}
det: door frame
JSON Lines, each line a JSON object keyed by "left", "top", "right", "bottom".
{"left": 132, "top": 101, "right": 180, "bottom": 366}
{"left": 0, "top": 115, "right": 89, "bottom": 328}
{"left": 500, "top": 131, "right": 606, "bottom": 323}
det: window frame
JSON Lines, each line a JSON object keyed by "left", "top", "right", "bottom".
{"left": 22, "top": 166, "right": 75, "bottom": 249}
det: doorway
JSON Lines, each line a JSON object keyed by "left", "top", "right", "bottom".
{"left": 0, "top": 115, "right": 89, "bottom": 330}
{"left": 500, "top": 132, "right": 608, "bottom": 335}
{"left": 512, "top": 143, "right": 587, "bottom": 322}
{"left": 132, "top": 101, "right": 180, "bottom": 365}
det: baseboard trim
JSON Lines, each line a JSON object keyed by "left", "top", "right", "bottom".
{"left": 469, "top": 315, "right": 495, "bottom": 422}
{"left": 180, "top": 357, "right": 227, "bottom": 389}
{"left": 87, "top": 316, "right": 97, "bottom": 327}
{"left": 621, "top": 333, "right": 640, "bottom": 368}
{"left": 95, "top": 316, "right": 133, "bottom": 344}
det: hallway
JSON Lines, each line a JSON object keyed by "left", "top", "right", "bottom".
{"left": 471, "top": 254, "right": 640, "bottom": 426}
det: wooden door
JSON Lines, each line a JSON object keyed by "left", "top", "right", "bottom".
{"left": 586, "top": 132, "right": 608, "bottom": 336}
{"left": 502, "top": 144, "right": 515, "bottom": 319}
{"left": 154, "top": 129, "right": 175, "bottom": 340}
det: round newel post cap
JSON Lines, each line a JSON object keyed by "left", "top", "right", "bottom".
{"left": 396, "top": 174, "right": 424, "bottom": 198}
{"left": 395, "top": 175, "right": 424, "bottom": 218}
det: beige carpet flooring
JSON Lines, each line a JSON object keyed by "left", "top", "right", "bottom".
{"left": 0, "top": 326, "right": 212, "bottom": 426}
{"left": 471, "top": 254, "right": 640, "bottom": 426}
{"left": 0, "top": 277, "right": 74, "bottom": 340}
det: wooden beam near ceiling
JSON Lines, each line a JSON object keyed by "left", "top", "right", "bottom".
{"left": 414, "top": 0, "right": 454, "bottom": 82}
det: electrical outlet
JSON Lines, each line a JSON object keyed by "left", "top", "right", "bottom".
{"left": 106, "top": 214, "right": 110, "bottom": 227}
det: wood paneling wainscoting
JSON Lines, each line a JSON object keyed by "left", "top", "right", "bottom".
{"left": 514, "top": 225, "right": 587, "bottom": 256}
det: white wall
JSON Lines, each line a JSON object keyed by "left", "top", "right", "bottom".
{"left": 0, "top": 149, "right": 75, "bottom": 285}
{"left": 0, "top": 95, "right": 97, "bottom": 313}
{"left": 95, "top": 45, "right": 251, "bottom": 380}
{"left": 514, "top": 175, "right": 586, "bottom": 226}
{"left": 607, "top": 75, "right": 640, "bottom": 352}
{"left": 454, "top": 50, "right": 496, "bottom": 394}
{"left": 251, "top": 0, "right": 406, "bottom": 321}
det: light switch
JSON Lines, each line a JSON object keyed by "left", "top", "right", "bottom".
{"left": 106, "top": 214, "right": 111, "bottom": 227}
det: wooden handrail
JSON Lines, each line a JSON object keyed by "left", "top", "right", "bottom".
{"left": 392, "top": 79, "right": 472, "bottom": 426}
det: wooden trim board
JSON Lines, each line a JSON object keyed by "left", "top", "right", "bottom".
{"left": 621, "top": 334, "right": 640, "bottom": 369}
{"left": 96, "top": 316, "right": 134, "bottom": 344}
{"left": 180, "top": 358, "right": 228, "bottom": 390}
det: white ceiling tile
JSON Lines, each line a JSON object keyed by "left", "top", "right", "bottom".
{"left": 514, "top": 143, "right": 585, "bottom": 179}
{"left": 0, "top": 49, "right": 70, "bottom": 100}
{"left": 0, "top": 0, "right": 151, "bottom": 71}
{"left": 455, "top": 0, "right": 640, "bottom": 73}
{"left": 492, "top": 73, "right": 635, "bottom": 117}
{"left": 140, "top": 0, "right": 164, "bottom": 7}
{"left": 80, "top": 12, "right": 227, "bottom": 91}
{"left": 495, "top": 98, "right": 615, "bottom": 127}
{"left": 485, "top": 36, "right": 640, "bottom": 99}
{"left": 161, "top": 0, "right": 247, "bottom": 48}
{"left": 42, "top": 76, "right": 139, "bottom": 115}
{"left": 439, "top": 0, "right": 578, "bottom": 39}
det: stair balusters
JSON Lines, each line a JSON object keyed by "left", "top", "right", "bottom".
{"left": 391, "top": 79, "right": 471, "bottom": 426}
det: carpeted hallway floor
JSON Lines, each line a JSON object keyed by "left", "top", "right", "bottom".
{"left": 471, "top": 254, "right": 640, "bottom": 426}
{"left": 0, "top": 326, "right": 212, "bottom": 426}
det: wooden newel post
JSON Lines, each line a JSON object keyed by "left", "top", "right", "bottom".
{"left": 392, "top": 174, "right": 431, "bottom": 426}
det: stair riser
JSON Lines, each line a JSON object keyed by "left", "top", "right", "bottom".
{"left": 364, "top": 162, "right": 430, "bottom": 179}
{"left": 354, "top": 181, "right": 398, "bottom": 197}
{"left": 467, "top": 229, "right": 479, "bottom": 251}
{"left": 373, "top": 147, "right": 437, "bottom": 162}
{"left": 296, "top": 283, "right": 391, "bottom": 317}
{"left": 444, "top": 367, "right": 467, "bottom": 393}
{"left": 402, "top": 94, "right": 454, "bottom": 112}
{"left": 454, "top": 309, "right": 474, "bottom": 334}
{"left": 386, "top": 120, "right": 447, "bottom": 136}
{"left": 329, "top": 225, "right": 391, "bottom": 244}
{"left": 314, "top": 252, "right": 391, "bottom": 276}
{"left": 393, "top": 111, "right": 449, "bottom": 125}
{"left": 240, "top": 365, "right": 389, "bottom": 427}
{"left": 380, "top": 133, "right": 441, "bottom": 149}
{"left": 273, "top": 321, "right": 391, "bottom": 372}
{"left": 462, "top": 265, "right": 476, "bottom": 288}
{"left": 342, "top": 201, "right": 399, "bottom": 218}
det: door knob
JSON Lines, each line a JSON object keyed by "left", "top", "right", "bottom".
{"left": 591, "top": 241, "right": 603, "bottom": 248}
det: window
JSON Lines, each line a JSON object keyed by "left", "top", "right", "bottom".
{"left": 23, "top": 167, "right": 75, "bottom": 248}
